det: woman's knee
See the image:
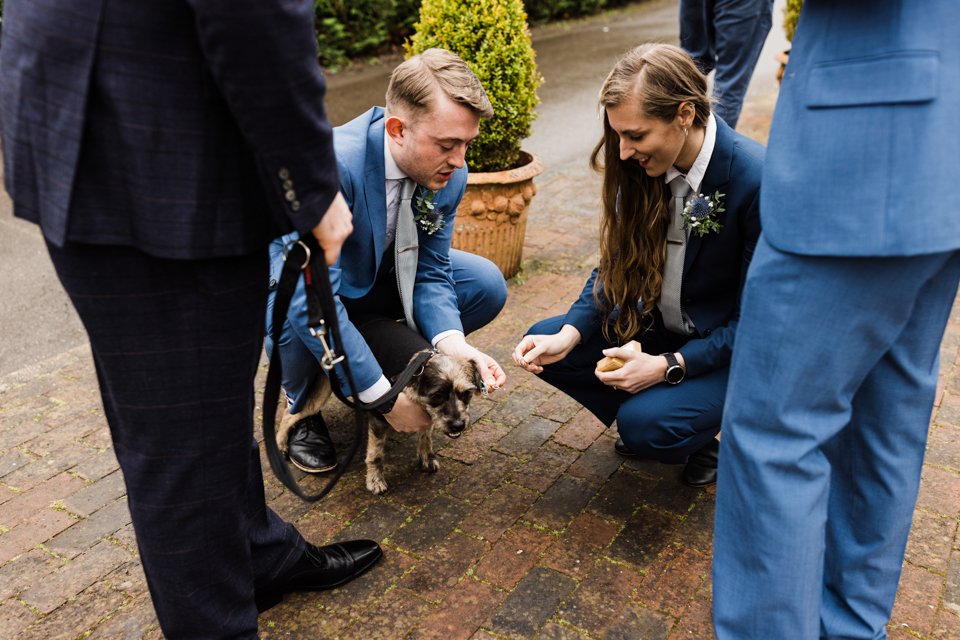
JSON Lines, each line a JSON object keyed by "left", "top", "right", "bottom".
{"left": 616, "top": 405, "right": 698, "bottom": 463}
{"left": 616, "top": 408, "right": 662, "bottom": 451}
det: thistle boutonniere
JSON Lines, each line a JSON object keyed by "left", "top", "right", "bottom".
{"left": 681, "top": 190, "right": 726, "bottom": 237}
{"left": 413, "top": 187, "right": 444, "bottom": 235}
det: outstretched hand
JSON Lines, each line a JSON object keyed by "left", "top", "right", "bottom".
{"left": 436, "top": 335, "right": 507, "bottom": 392}
{"left": 512, "top": 324, "right": 581, "bottom": 374}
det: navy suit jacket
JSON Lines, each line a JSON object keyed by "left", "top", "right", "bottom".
{"left": 270, "top": 107, "right": 468, "bottom": 394}
{"left": 0, "top": 0, "right": 339, "bottom": 259}
{"left": 564, "top": 117, "right": 764, "bottom": 377}
{"left": 763, "top": 0, "right": 960, "bottom": 256}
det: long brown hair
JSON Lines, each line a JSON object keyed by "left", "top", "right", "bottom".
{"left": 590, "top": 44, "right": 710, "bottom": 343}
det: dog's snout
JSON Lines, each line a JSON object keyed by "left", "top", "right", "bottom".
{"left": 450, "top": 419, "right": 466, "bottom": 433}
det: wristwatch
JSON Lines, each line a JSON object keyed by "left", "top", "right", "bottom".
{"left": 661, "top": 352, "right": 685, "bottom": 385}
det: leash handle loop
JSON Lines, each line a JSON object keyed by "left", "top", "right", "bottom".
{"left": 264, "top": 235, "right": 363, "bottom": 502}
{"left": 265, "top": 234, "right": 429, "bottom": 502}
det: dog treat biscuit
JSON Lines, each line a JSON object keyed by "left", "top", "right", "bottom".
{"left": 596, "top": 340, "right": 642, "bottom": 372}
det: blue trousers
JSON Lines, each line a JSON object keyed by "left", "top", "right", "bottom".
{"left": 528, "top": 315, "right": 728, "bottom": 464}
{"left": 679, "top": 0, "right": 773, "bottom": 128}
{"left": 267, "top": 249, "right": 507, "bottom": 413}
{"left": 713, "top": 237, "right": 960, "bottom": 640}
{"left": 47, "top": 242, "right": 302, "bottom": 639}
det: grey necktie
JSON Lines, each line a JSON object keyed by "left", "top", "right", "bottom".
{"left": 385, "top": 178, "right": 404, "bottom": 246}
{"left": 658, "top": 176, "right": 694, "bottom": 334}
{"left": 394, "top": 178, "right": 419, "bottom": 332}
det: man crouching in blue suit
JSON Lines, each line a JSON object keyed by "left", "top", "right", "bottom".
{"left": 266, "top": 49, "right": 509, "bottom": 472}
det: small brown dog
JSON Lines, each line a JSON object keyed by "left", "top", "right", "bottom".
{"left": 276, "top": 349, "right": 482, "bottom": 495}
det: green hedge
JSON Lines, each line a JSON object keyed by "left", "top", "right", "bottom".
{"left": 313, "top": 0, "right": 642, "bottom": 68}
{"left": 523, "top": 0, "right": 637, "bottom": 24}
{"left": 313, "top": 0, "right": 421, "bottom": 68}
{"left": 0, "top": 1, "right": 642, "bottom": 64}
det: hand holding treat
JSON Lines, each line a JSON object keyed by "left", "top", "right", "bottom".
{"left": 596, "top": 340, "right": 642, "bottom": 372}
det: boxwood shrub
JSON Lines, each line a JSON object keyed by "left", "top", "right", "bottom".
{"left": 407, "top": 0, "right": 542, "bottom": 172}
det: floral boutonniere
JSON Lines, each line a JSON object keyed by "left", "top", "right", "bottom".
{"left": 413, "top": 187, "right": 444, "bottom": 235}
{"left": 681, "top": 190, "right": 725, "bottom": 237}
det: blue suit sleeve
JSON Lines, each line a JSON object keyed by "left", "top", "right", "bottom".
{"left": 562, "top": 268, "right": 605, "bottom": 342}
{"left": 187, "top": 0, "right": 340, "bottom": 234}
{"left": 412, "top": 170, "right": 467, "bottom": 341}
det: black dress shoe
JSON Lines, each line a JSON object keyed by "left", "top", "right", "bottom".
{"left": 287, "top": 413, "right": 338, "bottom": 473}
{"left": 614, "top": 438, "right": 640, "bottom": 457}
{"left": 256, "top": 539, "right": 383, "bottom": 612}
{"left": 682, "top": 438, "right": 720, "bottom": 487}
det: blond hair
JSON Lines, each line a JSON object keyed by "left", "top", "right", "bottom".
{"left": 589, "top": 44, "right": 711, "bottom": 342}
{"left": 386, "top": 48, "right": 493, "bottom": 120}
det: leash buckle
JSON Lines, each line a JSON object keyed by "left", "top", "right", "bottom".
{"left": 310, "top": 320, "right": 345, "bottom": 370}
{"left": 282, "top": 239, "right": 311, "bottom": 270}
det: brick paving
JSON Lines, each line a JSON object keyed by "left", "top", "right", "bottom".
{"left": 3, "top": 24, "right": 960, "bottom": 640}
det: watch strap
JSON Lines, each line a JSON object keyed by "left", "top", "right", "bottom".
{"left": 660, "top": 352, "right": 685, "bottom": 384}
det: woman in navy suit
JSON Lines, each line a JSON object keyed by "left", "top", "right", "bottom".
{"left": 513, "top": 44, "right": 763, "bottom": 486}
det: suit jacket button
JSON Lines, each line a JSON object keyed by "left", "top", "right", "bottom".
{"left": 284, "top": 190, "right": 296, "bottom": 202}
{"left": 278, "top": 167, "right": 290, "bottom": 180}
{"left": 704, "top": 328, "right": 712, "bottom": 336}
{"left": 282, "top": 179, "right": 293, "bottom": 190}
{"left": 291, "top": 200, "right": 301, "bottom": 211}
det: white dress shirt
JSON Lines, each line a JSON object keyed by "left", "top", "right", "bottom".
{"left": 357, "top": 136, "right": 463, "bottom": 403}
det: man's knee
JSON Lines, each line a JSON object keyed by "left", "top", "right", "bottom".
{"left": 474, "top": 257, "right": 508, "bottom": 312}
{"left": 454, "top": 253, "right": 507, "bottom": 332}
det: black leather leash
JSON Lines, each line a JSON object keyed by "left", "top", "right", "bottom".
{"left": 262, "top": 234, "right": 432, "bottom": 502}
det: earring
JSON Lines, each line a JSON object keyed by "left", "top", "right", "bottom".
{"left": 683, "top": 127, "right": 688, "bottom": 136}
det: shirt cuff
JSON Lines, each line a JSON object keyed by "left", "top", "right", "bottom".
{"left": 357, "top": 376, "right": 391, "bottom": 403}
{"left": 431, "top": 329, "right": 464, "bottom": 348}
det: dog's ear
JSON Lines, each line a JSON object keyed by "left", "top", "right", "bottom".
{"left": 466, "top": 359, "right": 484, "bottom": 393}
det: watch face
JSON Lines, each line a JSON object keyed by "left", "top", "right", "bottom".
{"left": 666, "top": 366, "right": 684, "bottom": 384}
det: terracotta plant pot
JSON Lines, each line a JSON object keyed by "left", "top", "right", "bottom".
{"left": 453, "top": 151, "right": 544, "bottom": 279}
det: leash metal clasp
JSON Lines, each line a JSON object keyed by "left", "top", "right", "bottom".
{"left": 284, "top": 238, "right": 344, "bottom": 370}
{"left": 310, "top": 320, "right": 345, "bottom": 371}
{"left": 282, "top": 239, "right": 311, "bottom": 270}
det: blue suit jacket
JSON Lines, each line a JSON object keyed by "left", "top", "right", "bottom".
{"left": 0, "top": 0, "right": 339, "bottom": 259}
{"left": 563, "top": 117, "right": 764, "bottom": 377}
{"left": 762, "top": 0, "right": 960, "bottom": 256}
{"left": 270, "top": 107, "right": 467, "bottom": 393}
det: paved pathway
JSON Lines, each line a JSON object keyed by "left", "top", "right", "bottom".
{"left": 2, "top": 2, "right": 959, "bottom": 638}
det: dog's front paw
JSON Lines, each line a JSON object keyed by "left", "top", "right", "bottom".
{"left": 419, "top": 454, "right": 440, "bottom": 473}
{"left": 366, "top": 470, "right": 388, "bottom": 495}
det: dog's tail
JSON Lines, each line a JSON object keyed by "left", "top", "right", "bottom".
{"left": 276, "top": 374, "right": 333, "bottom": 452}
